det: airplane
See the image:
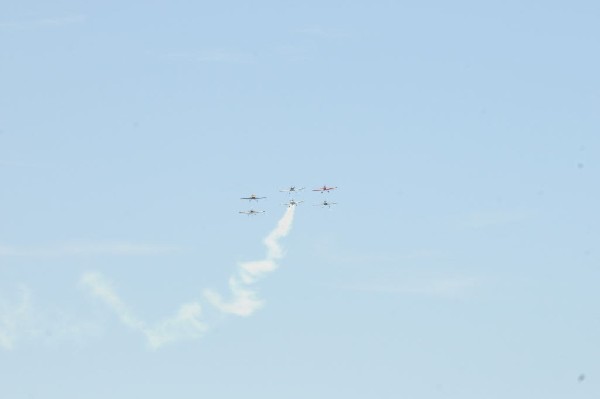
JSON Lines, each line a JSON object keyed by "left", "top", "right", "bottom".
{"left": 239, "top": 209, "right": 266, "bottom": 215}
{"left": 283, "top": 199, "right": 304, "bottom": 207}
{"left": 240, "top": 194, "right": 266, "bottom": 201}
{"left": 280, "top": 186, "right": 305, "bottom": 194}
{"left": 312, "top": 185, "right": 337, "bottom": 193}
{"left": 313, "top": 200, "right": 337, "bottom": 208}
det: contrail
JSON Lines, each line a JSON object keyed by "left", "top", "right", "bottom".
{"left": 80, "top": 206, "right": 296, "bottom": 347}
{"left": 204, "top": 206, "right": 296, "bottom": 316}
{"left": 80, "top": 272, "right": 207, "bottom": 349}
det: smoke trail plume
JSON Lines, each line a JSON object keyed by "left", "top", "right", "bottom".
{"left": 0, "top": 286, "right": 32, "bottom": 350}
{"left": 81, "top": 207, "right": 296, "bottom": 347}
{"left": 80, "top": 272, "right": 207, "bottom": 349}
{"left": 204, "top": 206, "right": 296, "bottom": 316}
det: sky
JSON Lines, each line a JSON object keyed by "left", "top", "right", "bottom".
{"left": 1, "top": 0, "right": 599, "bottom": 398}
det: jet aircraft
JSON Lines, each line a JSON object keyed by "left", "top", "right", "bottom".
{"left": 314, "top": 200, "right": 337, "bottom": 208}
{"left": 280, "top": 186, "right": 305, "bottom": 194}
{"left": 239, "top": 209, "right": 266, "bottom": 215}
{"left": 312, "top": 185, "right": 337, "bottom": 193}
{"left": 283, "top": 199, "right": 304, "bottom": 207}
{"left": 241, "top": 194, "right": 266, "bottom": 201}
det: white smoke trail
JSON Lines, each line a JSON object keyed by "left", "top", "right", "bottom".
{"left": 0, "top": 285, "right": 107, "bottom": 351}
{"left": 81, "top": 273, "right": 145, "bottom": 331}
{"left": 80, "top": 206, "right": 296, "bottom": 347}
{"left": 204, "top": 206, "right": 296, "bottom": 316}
{"left": 80, "top": 272, "right": 207, "bottom": 349}
{"left": 0, "top": 286, "right": 32, "bottom": 350}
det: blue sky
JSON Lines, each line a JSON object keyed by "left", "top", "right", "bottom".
{"left": 1, "top": 1, "right": 599, "bottom": 398}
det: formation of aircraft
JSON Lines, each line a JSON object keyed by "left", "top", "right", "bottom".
{"left": 312, "top": 185, "right": 337, "bottom": 193}
{"left": 239, "top": 184, "right": 337, "bottom": 215}
{"left": 239, "top": 209, "right": 266, "bottom": 215}
{"left": 241, "top": 194, "right": 266, "bottom": 201}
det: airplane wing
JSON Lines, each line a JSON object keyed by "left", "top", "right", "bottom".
{"left": 283, "top": 200, "right": 304, "bottom": 206}
{"left": 280, "top": 187, "right": 305, "bottom": 192}
{"left": 313, "top": 186, "right": 336, "bottom": 191}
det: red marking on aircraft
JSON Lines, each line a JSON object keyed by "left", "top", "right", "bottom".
{"left": 312, "top": 185, "right": 337, "bottom": 193}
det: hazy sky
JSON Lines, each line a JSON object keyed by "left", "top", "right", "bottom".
{"left": 1, "top": 1, "right": 599, "bottom": 398}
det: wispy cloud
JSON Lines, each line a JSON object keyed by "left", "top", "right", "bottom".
{"left": 0, "top": 240, "right": 180, "bottom": 258}
{"left": 196, "top": 50, "right": 256, "bottom": 64}
{"left": 80, "top": 272, "right": 207, "bottom": 349}
{"left": 0, "top": 286, "right": 32, "bottom": 350}
{"left": 159, "top": 49, "right": 256, "bottom": 64}
{"left": 0, "top": 160, "right": 42, "bottom": 168}
{"left": 295, "top": 26, "right": 350, "bottom": 38}
{"left": 0, "top": 14, "right": 86, "bottom": 30}
{"left": 321, "top": 249, "right": 441, "bottom": 266}
{"left": 458, "top": 210, "right": 532, "bottom": 229}
{"left": 37, "top": 311, "right": 102, "bottom": 346}
{"left": 313, "top": 231, "right": 440, "bottom": 266}
{"left": 204, "top": 206, "right": 296, "bottom": 316}
{"left": 0, "top": 285, "right": 103, "bottom": 350}
{"left": 340, "top": 276, "right": 480, "bottom": 299}
{"left": 276, "top": 45, "right": 311, "bottom": 62}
